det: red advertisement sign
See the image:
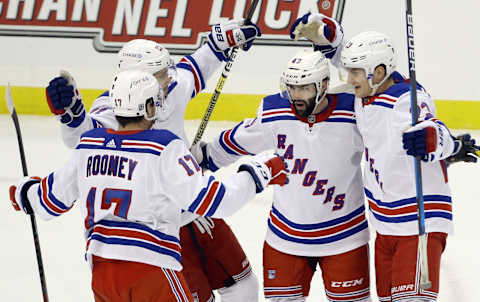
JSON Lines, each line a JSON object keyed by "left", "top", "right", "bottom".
{"left": 0, "top": 0, "right": 342, "bottom": 54}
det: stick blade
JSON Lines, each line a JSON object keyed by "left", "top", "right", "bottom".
{"left": 5, "top": 83, "right": 15, "bottom": 115}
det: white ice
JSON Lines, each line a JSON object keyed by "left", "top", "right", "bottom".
{"left": 1, "top": 115, "right": 479, "bottom": 301}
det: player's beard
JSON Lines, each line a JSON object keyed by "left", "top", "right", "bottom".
{"left": 293, "top": 97, "right": 316, "bottom": 117}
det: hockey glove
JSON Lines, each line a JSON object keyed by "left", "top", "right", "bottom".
{"left": 46, "top": 70, "right": 86, "bottom": 127}
{"left": 9, "top": 176, "right": 41, "bottom": 215}
{"left": 290, "top": 12, "right": 344, "bottom": 59}
{"left": 192, "top": 216, "right": 215, "bottom": 239}
{"left": 207, "top": 19, "right": 262, "bottom": 61}
{"left": 190, "top": 141, "right": 219, "bottom": 172}
{"left": 238, "top": 154, "right": 289, "bottom": 193}
{"left": 445, "top": 134, "right": 479, "bottom": 166}
{"left": 402, "top": 120, "right": 458, "bottom": 162}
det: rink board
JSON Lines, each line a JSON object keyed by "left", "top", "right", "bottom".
{"left": 0, "top": 85, "right": 479, "bottom": 129}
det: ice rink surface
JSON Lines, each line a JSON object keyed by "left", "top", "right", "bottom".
{"left": 0, "top": 115, "right": 479, "bottom": 301}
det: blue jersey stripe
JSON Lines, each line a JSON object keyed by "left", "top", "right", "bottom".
{"left": 271, "top": 205, "right": 365, "bottom": 230}
{"left": 186, "top": 55, "right": 205, "bottom": 90}
{"left": 371, "top": 102, "right": 394, "bottom": 109}
{"left": 46, "top": 173, "right": 70, "bottom": 210}
{"left": 89, "top": 234, "right": 182, "bottom": 262}
{"left": 97, "top": 220, "right": 180, "bottom": 243}
{"left": 262, "top": 116, "right": 297, "bottom": 123}
{"left": 325, "top": 118, "right": 356, "bottom": 124}
{"left": 365, "top": 188, "right": 451, "bottom": 208}
{"left": 268, "top": 219, "right": 368, "bottom": 244}
{"left": 188, "top": 176, "right": 216, "bottom": 213}
{"left": 370, "top": 211, "right": 452, "bottom": 223}
{"left": 205, "top": 183, "right": 226, "bottom": 216}
{"left": 76, "top": 144, "right": 162, "bottom": 156}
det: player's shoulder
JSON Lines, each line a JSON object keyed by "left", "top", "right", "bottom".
{"left": 89, "top": 90, "right": 112, "bottom": 114}
{"left": 262, "top": 93, "right": 290, "bottom": 111}
{"left": 330, "top": 92, "right": 355, "bottom": 112}
{"left": 78, "top": 128, "right": 181, "bottom": 155}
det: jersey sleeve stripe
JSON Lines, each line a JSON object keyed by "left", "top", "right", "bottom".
{"left": 218, "top": 123, "right": 253, "bottom": 156}
{"left": 37, "top": 174, "right": 71, "bottom": 217}
{"left": 204, "top": 183, "right": 226, "bottom": 217}
{"left": 178, "top": 55, "right": 205, "bottom": 97}
{"left": 188, "top": 176, "right": 215, "bottom": 213}
{"left": 185, "top": 55, "right": 205, "bottom": 90}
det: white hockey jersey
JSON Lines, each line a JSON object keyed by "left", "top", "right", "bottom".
{"left": 24, "top": 128, "right": 257, "bottom": 271}
{"left": 60, "top": 44, "right": 220, "bottom": 147}
{"left": 355, "top": 72, "right": 453, "bottom": 236}
{"left": 207, "top": 93, "right": 369, "bottom": 257}
{"left": 59, "top": 44, "right": 222, "bottom": 225}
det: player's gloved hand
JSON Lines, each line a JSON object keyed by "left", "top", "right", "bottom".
{"left": 238, "top": 154, "right": 289, "bottom": 193}
{"left": 290, "top": 12, "right": 344, "bottom": 59}
{"left": 190, "top": 141, "right": 219, "bottom": 172}
{"left": 402, "top": 120, "right": 457, "bottom": 162}
{"left": 207, "top": 19, "right": 262, "bottom": 61}
{"left": 446, "top": 134, "right": 479, "bottom": 166}
{"left": 46, "top": 70, "right": 86, "bottom": 127}
{"left": 192, "top": 216, "right": 215, "bottom": 239}
{"left": 9, "top": 176, "right": 41, "bottom": 214}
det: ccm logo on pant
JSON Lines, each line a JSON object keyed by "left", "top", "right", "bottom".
{"left": 331, "top": 278, "right": 364, "bottom": 288}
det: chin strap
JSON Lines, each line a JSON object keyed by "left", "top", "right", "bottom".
{"left": 368, "top": 73, "right": 390, "bottom": 96}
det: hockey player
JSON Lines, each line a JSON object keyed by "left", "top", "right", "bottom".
{"left": 44, "top": 21, "right": 263, "bottom": 302}
{"left": 192, "top": 47, "right": 371, "bottom": 301}
{"left": 291, "top": 12, "right": 468, "bottom": 301}
{"left": 9, "top": 70, "right": 288, "bottom": 302}
{"left": 340, "top": 31, "right": 457, "bottom": 302}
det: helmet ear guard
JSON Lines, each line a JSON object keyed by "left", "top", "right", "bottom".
{"left": 340, "top": 31, "right": 396, "bottom": 95}
{"left": 280, "top": 49, "right": 330, "bottom": 115}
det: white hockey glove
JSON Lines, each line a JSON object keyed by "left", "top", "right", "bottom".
{"left": 402, "top": 120, "right": 460, "bottom": 162}
{"left": 238, "top": 154, "right": 289, "bottom": 193}
{"left": 9, "top": 176, "right": 41, "bottom": 215}
{"left": 46, "top": 70, "right": 86, "bottom": 127}
{"left": 207, "top": 19, "right": 262, "bottom": 61}
{"left": 192, "top": 216, "right": 215, "bottom": 239}
{"left": 290, "top": 12, "right": 344, "bottom": 59}
{"left": 190, "top": 141, "right": 219, "bottom": 172}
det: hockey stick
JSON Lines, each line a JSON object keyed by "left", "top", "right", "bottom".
{"left": 405, "top": 1, "right": 431, "bottom": 290}
{"left": 335, "top": 0, "right": 346, "bottom": 23}
{"left": 192, "top": 0, "right": 260, "bottom": 146}
{"left": 6, "top": 84, "right": 50, "bottom": 301}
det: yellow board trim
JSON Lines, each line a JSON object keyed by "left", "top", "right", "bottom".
{"left": 1, "top": 86, "right": 479, "bottom": 129}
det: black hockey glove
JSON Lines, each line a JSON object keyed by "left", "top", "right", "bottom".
{"left": 445, "top": 134, "right": 479, "bottom": 166}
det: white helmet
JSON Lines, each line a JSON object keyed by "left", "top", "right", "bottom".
{"left": 341, "top": 31, "right": 396, "bottom": 95}
{"left": 110, "top": 70, "right": 166, "bottom": 121}
{"left": 117, "top": 39, "right": 173, "bottom": 75}
{"left": 280, "top": 49, "right": 330, "bottom": 114}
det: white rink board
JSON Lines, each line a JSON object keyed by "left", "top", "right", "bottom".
{"left": 0, "top": 116, "right": 479, "bottom": 301}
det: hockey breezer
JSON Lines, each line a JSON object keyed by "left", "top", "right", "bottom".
{"left": 6, "top": 84, "right": 49, "bottom": 302}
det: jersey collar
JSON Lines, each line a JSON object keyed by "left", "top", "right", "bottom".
{"left": 290, "top": 94, "right": 338, "bottom": 126}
